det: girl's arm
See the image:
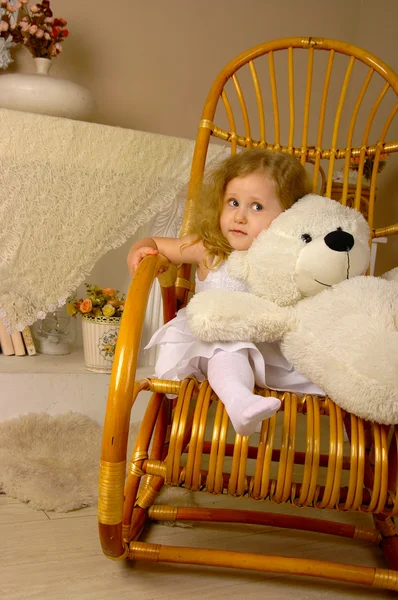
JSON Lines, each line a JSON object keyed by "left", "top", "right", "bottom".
{"left": 127, "top": 234, "right": 205, "bottom": 277}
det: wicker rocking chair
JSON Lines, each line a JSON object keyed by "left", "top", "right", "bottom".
{"left": 99, "top": 37, "right": 398, "bottom": 593}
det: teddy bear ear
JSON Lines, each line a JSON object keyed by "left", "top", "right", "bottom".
{"left": 227, "top": 250, "right": 250, "bottom": 281}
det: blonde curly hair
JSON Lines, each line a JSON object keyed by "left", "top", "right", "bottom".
{"left": 191, "top": 149, "right": 311, "bottom": 267}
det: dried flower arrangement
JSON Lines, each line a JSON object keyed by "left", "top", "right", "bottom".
{"left": 0, "top": 0, "right": 69, "bottom": 59}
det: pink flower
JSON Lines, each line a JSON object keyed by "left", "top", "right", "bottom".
{"left": 20, "top": 21, "right": 30, "bottom": 31}
{"left": 80, "top": 299, "right": 93, "bottom": 314}
{"left": 107, "top": 299, "right": 120, "bottom": 308}
{"left": 6, "top": 3, "right": 17, "bottom": 12}
{"left": 30, "top": 4, "right": 41, "bottom": 13}
{"left": 102, "top": 287, "right": 116, "bottom": 297}
{"left": 44, "top": 31, "right": 50, "bottom": 39}
{"left": 44, "top": 17, "right": 54, "bottom": 23}
{"left": 35, "top": 28, "right": 44, "bottom": 38}
{"left": 0, "top": 20, "right": 9, "bottom": 32}
{"left": 29, "top": 25, "right": 38, "bottom": 34}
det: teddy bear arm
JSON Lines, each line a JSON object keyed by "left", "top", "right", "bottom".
{"left": 186, "top": 290, "right": 291, "bottom": 343}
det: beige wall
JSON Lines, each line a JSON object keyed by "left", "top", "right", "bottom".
{"left": 355, "top": 0, "right": 398, "bottom": 274}
{"left": 9, "top": 0, "right": 398, "bottom": 274}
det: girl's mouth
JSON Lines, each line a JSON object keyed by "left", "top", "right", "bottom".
{"left": 230, "top": 229, "right": 247, "bottom": 236}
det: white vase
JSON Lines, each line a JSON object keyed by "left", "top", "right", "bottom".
{"left": 81, "top": 315, "right": 121, "bottom": 373}
{"left": 34, "top": 57, "right": 52, "bottom": 75}
{"left": 0, "top": 57, "right": 95, "bottom": 121}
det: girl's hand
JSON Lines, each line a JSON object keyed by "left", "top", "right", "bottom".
{"left": 127, "top": 233, "right": 205, "bottom": 278}
{"left": 127, "top": 246, "right": 159, "bottom": 277}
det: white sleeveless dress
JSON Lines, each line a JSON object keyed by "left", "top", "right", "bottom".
{"left": 146, "top": 261, "right": 324, "bottom": 395}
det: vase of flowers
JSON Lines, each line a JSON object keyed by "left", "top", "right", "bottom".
{"left": 0, "top": 0, "right": 94, "bottom": 120}
{"left": 67, "top": 285, "right": 125, "bottom": 374}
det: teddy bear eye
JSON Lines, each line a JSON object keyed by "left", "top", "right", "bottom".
{"left": 301, "top": 233, "right": 312, "bottom": 243}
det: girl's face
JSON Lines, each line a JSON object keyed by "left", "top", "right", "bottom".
{"left": 220, "top": 172, "right": 283, "bottom": 251}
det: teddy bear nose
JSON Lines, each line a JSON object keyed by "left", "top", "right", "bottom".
{"left": 324, "top": 230, "right": 354, "bottom": 252}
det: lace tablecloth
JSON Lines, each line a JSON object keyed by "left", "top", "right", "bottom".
{"left": 0, "top": 109, "right": 227, "bottom": 332}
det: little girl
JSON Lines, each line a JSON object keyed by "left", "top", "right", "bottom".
{"left": 127, "top": 149, "right": 323, "bottom": 436}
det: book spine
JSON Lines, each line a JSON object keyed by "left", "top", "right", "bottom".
{"left": 0, "top": 320, "right": 15, "bottom": 355}
{"left": 21, "top": 326, "right": 37, "bottom": 356}
{"left": 11, "top": 331, "right": 27, "bottom": 356}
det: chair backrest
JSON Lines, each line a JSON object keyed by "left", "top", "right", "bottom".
{"left": 181, "top": 37, "right": 398, "bottom": 237}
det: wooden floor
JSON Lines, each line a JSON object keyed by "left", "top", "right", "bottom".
{"left": 1, "top": 490, "right": 396, "bottom": 599}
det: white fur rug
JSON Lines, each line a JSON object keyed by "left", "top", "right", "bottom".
{"left": 0, "top": 412, "right": 140, "bottom": 513}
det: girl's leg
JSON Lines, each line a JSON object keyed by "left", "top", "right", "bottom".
{"left": 207, "top": 349, "right": 281, "bottom": 436}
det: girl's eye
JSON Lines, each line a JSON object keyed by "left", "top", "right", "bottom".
{"left": 301, "top": 233, "right": 312, "bottom": 243}
{"left": 252, "top": 203, "right": 263, "bottom": 211}
{"left": 228, "top": 199, "right": 239, "bottom": 207}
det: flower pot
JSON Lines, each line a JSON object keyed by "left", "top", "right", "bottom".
{"left": 0, "top": 57, "right": 95, "bottom": 120}
{"left": 81, "top": 315, "right": 121, "bottom": 373}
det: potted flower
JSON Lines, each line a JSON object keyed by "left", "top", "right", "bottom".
{"left": 67, "top": 284, "right": 125, "bottom": 373}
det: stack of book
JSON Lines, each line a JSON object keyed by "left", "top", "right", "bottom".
{"left": 0, "top": 321, "right": 36, "bottom": 356}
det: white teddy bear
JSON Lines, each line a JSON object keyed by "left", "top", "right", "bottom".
{"left": 187, "top": 194, "right": 398, "bottom": 424}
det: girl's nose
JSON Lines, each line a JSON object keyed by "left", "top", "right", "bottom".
{"left": 235, "top": 208, "right": 247, "bottom": 223}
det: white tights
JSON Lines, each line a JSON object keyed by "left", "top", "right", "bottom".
{"left": 207, "top": 349, "right": 281, "bottom": 436}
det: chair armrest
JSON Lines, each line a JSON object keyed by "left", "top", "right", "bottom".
{"left": 99, "top": 254, "right": 164, "bottom": 559}
{"left": 373, "top": 223, "right": 398, "bottom": 238}
{"left": 157, "top": 259, "right": 177, "bottom": 287}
